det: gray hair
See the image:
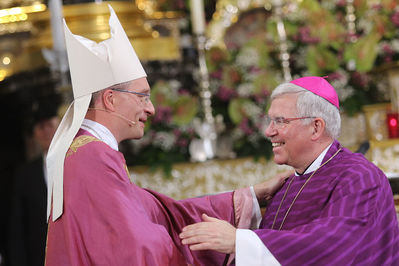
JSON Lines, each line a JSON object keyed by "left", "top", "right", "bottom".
{"left": 271, "top": 82, "right": 341, "bottom": 139}
{"left": 89, "top": 81, "right": 133, "bottom": 107}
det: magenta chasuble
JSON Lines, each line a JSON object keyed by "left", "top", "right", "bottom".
{"left": 257, "top": 140, "right": 399, "bottom": 265}
{"left": 46, "top": 130, "right": 246, "bottom": 266}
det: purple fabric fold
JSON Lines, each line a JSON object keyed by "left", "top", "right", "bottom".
{"left": 256, "top": 140, "right": 399, "bottom": 265}
{"left": 46, "top": 130, "right": 240, "bottom": 266}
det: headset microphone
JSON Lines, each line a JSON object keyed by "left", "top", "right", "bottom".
{"left": 88, "top": 108, "right": 136, "bottom": 126}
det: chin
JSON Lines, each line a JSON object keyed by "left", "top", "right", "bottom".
{"left": 132, "top": 131, "right": 144, "bottom": 139}
{"left": 273, "top": 156, "right": 287, "bottom": 166}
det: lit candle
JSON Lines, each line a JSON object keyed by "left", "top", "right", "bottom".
{"left": 387, "top": 113, "right": 399, "bottom": 139}
{"left": 190, "top": 0, "right": 206, "bottom": 35}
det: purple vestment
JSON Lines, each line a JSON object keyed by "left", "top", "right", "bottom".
{"left": 46, "top": 130, "right": 250, "bottom": 266}
{"left": 256, "top": 140, "right": 399, "bottom": 265}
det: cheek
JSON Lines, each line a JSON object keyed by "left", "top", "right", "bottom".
{"left": 286, "top": 131, "right": 310, "bottom": 153}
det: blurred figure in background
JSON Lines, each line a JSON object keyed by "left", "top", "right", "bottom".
{"left": 8, "top": 95, "right": 61, "bottom": 266}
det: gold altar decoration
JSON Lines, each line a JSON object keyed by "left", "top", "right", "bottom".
{"left": 206, "top": 0, "right": 269, "bottom": 49}
{"left": 206, "top": 0, "right": 297, "bottom": 49}
{"left": 362, "top": 103, "right": 399, "bottom": 175}
{"left": 0, "top": 2, "right": 47, "bottom": 81}
{"left": 130, "top": 157, "right": 290, "bottom": 199}
{"left": 386, "top": 62, "right": 399, "bottom": 112}
{"left": 369, "top": 61, "right": 399, "bottom": 113}
{"left": 368, "top": 139, "right": 399, "bottom": 176}
{"left": 29, "top": 2, "right": 181, "bottom": 60}
{"left": 362, "top": 103, "right": 392, "bottom": 141}
{"left": 0, "top": 1, "right": 182, "bottom": 82}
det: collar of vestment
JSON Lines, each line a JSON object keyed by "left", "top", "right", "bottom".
{"left": 81, "top": 119, "right": 118, "bottom": 151}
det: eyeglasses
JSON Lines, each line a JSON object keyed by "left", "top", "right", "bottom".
{"left": 265, "top": 116, "right": 315, "bottom": 128}
{"left": 111, "top": 88, "right": 151, "bottom": 105}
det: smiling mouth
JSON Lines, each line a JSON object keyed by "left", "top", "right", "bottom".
{"left": 272, "top": 142, "right": 284, "bottom": 147}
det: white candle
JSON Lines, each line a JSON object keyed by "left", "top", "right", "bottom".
{"left": 48, "top": 0, "right": 68, "bottom": 72}
{"left": 190, "top": 0, "right": 206, "bottom": 35}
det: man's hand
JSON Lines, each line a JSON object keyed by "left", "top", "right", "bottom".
{"left": 253, "top": 170, "right": 293, "bottom": 204}
{"left": 179, "top": 214, "right": 236, "bottom": 254}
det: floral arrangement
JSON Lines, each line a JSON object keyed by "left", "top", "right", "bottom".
{"left": 279, "top": 0, "right": 399, "bottom": 114}
{"left": 127, "top": 0, "right": 399, "bottom": 172}
{"left": 126, "top": 80, "right": 199, "bottom": 173}
{"left": 206, "top": 38, "right": 278, "bottom": 159}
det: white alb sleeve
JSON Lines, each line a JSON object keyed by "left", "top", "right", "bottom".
{"left": 249, "top": 186, "right": 262, "bottom": 229}
{"left": 236, "top": 229, "right": 281, "bottom": 266}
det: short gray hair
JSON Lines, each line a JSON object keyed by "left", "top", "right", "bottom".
{"left": 271, "top": 82, "right": 341, "bottom": 139}
{"left": 89, "top": 81, "right": 133, "bottom": 107}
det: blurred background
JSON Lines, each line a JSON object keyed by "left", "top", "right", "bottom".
{"left": 1, "top": 0, "right": 399, "bottom": 265}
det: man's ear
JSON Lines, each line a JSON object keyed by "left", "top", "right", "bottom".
{"left": 310, "top": 118, "right": 325, "bottom": 140}
{"left": 102, "top": 89, "right": 116, "bottom": 111}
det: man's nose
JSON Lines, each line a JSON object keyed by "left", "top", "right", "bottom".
{"left": 146, "top": 100, "right": 155, "bottom": 116}
{"left": 264, "top": 122, "right": 276, "bottom": 137}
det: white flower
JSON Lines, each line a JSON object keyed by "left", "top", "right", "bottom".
{"left": 335, "top": 85, "right": 355, "bottom": 101}
{"left": 294, "top": 47, "right": 307, "bottom": 68}
{"left": 243, "top": 101, "right": 262, "bottom": 120}
{"left": 209, "top": 79, "right": 221, "bottom": 92}
{"left": 248, "top": 133, "right": 261, "bottom": 144}
{"left": 377, "top": 41, "right": 390, "bottom": 54}
{"left": 237, "top": 83, "right": 254, "bottom": 97}
{"left": 153, "top": 131, "right": 176, "bottom": 151}
{"left": 246, "top": 71, "right": 259, "bottom": 82}
{"left": 357, "top": 17, "right": 373, "bottom": 35}
{"left": 285, "top": 6, "right": 305, "bottom": 21}
{"left": 168, "top": 80, "right": 181, "bottom": 90}
{"left": 391, "top": 40, "right": 399, "bottom": 53}
{"left": 231, "top": 127, "right": 244, "bottom": 140}
{"left": 157, "top": 80, "right": 180, "bottom": 100}
{"left": 320, "top": 0, "right": 335, "bottom": 10}
{"left": 236, "top": 47, "right": 259, "bottom": 67}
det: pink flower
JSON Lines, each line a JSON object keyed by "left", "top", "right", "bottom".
{"left": 217, "top": 86, "right": 237, "bottom": 101}
{"left": 382, "top": 43, "right": 393, "bottom": 53}
{"left": 297, "top": 27, "right": 320, "bottom": 44}
{"left": 187, "top": 127, "right": 195, "bottom": 136}
{"left": 210, "top": 70, "right": 223, "bottom": 80}
{"left": 328, "top": 72, "right": 342, "bottom": 81}
{"left": 153, "top": 106, "right": 173, "bottom": 124}
{"left": 226, "top": 42, "right": 239, "bottom": 50}
{"left": 177, "top": 138, "right": 188, "bottom": 147}
{"left": 351, "top": 72, "right": 369, "bottom": 88}
{"left": 381, "top": 43, "right": 395, "bottom": 63}
{"left": 336, "top": 0, "right": 346, "bottom": 7}
{"left": 239, "top": 118, "right": 254, "bottom": 135}
{"left": 392, "top": 11, "right": 399, "bottom": 27}
{"left": 178, "top": 89, "right": 190, "bottom": 95}
{"left": 254, "top": 90, "right": 270, "bottom": 104}
{"left": 249, "top": 66, "right": 262, "bottom": 74}
{"left": 173, "top": 129, "right": 181, "bottom": 137}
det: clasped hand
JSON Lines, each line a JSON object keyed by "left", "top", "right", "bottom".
{"left": 179, "top": 213, "right": 236, "bottom": 254}
{"left": 179, "top": 170, "right": 292, "bottom": 254}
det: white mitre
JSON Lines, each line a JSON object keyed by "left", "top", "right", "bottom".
{"left": 46, "top": 4, "right": 146, "bottom": 221}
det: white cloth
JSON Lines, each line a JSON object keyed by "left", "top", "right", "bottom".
{"left": 81, "top": 119, "right": 118, "bottom": 151}
{"left": 236, "top": 229, "right": 281, "bottom": 266}
{"left": 235, "top": 143, "right": 333, "bottom": 265}
{"left": 250, "top": 186, "right": 262, "bottom": 229}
